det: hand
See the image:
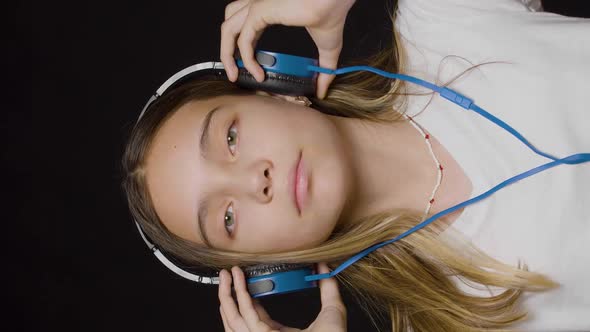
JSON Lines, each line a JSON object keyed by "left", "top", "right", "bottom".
{"left": 220, "top": 0, "right": 357, "bottom": 99}
{"left": 218, "top": 262, "right": 347, "bottom": 332}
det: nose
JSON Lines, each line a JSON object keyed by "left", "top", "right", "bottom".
{"left": 232, "top": 159, "right": 273, "bottom": 203}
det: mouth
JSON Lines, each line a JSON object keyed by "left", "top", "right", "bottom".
{"left": 290, "top": 150, "right": 308, "bottom": 216}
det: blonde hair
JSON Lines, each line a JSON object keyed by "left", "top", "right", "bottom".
{"left": 121, "top": 3, "right": 558, "bottom": 331}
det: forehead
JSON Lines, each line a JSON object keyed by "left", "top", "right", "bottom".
{"left": 143, "top": 97, "right": 223, "bottom": 244}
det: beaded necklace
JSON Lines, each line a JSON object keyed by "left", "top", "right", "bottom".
{"left": 403, "top": 114, "right": 444, "bottom": 220}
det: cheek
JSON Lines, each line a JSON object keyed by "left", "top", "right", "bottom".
{"left": 242, "top": 213, "right": 333, "bottom": 252}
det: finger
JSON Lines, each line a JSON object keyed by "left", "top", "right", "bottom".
{"left": 220, "top": 305, "right": 234, "bottom": 332}
{"left": 236, "top": 1, "right": 270, "bottom": 82}
{"left": 316, "top": 46, "right": 341, "bottom": 100}
{"left": 218, "top": 269, "right": 249, "bottom": 332}
{"left": 225, "top": 0, "right": 250, "bottom": 20}
{"left": 220, "top": 4, "right": 250, "bottom": 82}
{"left": 252, "top": 298, "right": 284, "bottom": 330}
{"left": 231, "top": 266, "right": 269, "bottom": 331}
{"left": 316, "top": 262, "right": 346, "bottom": 313}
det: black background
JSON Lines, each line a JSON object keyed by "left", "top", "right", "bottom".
{"left": 25, "top": 1, "right": 589, "bottom": 331}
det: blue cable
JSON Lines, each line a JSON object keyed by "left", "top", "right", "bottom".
{"left": 304, "top": 65, "right": 589, "bottom": 282}
{"left": 309, "top": 65, "right": 565, "bottom": 162}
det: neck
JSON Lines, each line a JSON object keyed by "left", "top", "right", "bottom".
{"left": 328, "top": 113, "right": 438, "bottom": 229}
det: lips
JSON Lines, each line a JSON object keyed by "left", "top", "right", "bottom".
{"left": 291, "top": 150, "right": 304, "bottom": 215}
{"left": 297, "top": 159, "right": 310, "bottom": 213}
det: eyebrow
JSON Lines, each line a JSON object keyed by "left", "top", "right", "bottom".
{"left": 200, "top": 105, "right": 222, "bottom": 161}
{"left": 197, "top": 105, "right": 223, "bottom": 249}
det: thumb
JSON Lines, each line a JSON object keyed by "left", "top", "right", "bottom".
{"left": 307, "top": 262, "right": 346, "bottom": 332}
{"left": 315, "top": 47, "right": 341, "bottom": 100}
{"left": 316, "top": 262, "right": 345, "bottom": 312}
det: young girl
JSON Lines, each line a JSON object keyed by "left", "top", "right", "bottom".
{"left": 121, "top": 0, "right": 590, "bottom": 330}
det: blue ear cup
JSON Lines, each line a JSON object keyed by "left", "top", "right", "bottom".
{"left": 240, "top": 263, "right": 318, "bottom": 298}
{"left": 234, "top": 49, "right": 319, "bottom": 96}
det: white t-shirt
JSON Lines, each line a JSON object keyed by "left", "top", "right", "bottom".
{"left": 394, "top": 0, "right": 590, "bottom": 330}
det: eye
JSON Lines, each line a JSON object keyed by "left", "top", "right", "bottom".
{"left": 226, "top": 120, "right": 238, "bottom": 155}
{"left": 224, "top": 203, "right": 236, "bottom": 236}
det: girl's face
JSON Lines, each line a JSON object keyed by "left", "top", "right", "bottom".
{"left": 144, "top": 92, "right": 355, "bottom": 254}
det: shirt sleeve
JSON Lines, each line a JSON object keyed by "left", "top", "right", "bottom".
{"left": 397, "top": 0, "right": 541, "bottom": 15}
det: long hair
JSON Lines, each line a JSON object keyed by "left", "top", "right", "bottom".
{"left": 120, "top": 4, "right": 558, "bottom": 331}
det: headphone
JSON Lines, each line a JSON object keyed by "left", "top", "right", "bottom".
{"left": 134, "top": 49, "right": 590, "bottom": 298}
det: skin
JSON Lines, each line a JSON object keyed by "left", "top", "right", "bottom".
{"left": 144, "top": 91, "right": 440, "bottom": 253}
